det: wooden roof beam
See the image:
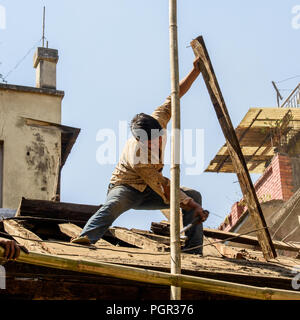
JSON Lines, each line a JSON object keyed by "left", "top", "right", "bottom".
{"left": 2, "top": 220, "right": 54, "bottom": 254}
{"left": 58, "top": 223, "right": 114, "bottom": 247}
{"left": 109, "top": 227, "right": 169, "bottom": 252}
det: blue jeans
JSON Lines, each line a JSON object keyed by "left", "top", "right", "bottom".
{"left": 80, "top": 184, "right": 203, "bottom": 254}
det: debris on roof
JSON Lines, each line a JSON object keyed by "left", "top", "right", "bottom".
{"left": 0, "top": 197, "right": 300, "bottom": 300}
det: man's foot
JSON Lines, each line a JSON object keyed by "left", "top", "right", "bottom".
{"left": 71, "top": 235, "right": 91, "bottom": 246}
{"left": 182, "top": 247, "right": 203, "bottom": 257}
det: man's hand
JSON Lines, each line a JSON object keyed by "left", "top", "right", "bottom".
{"left": 0, "top": 239, "right": 27, "bottom": 260}
{"left": 184, "top": 199, "right": 209, "bottom": 223}
{"left": 193, "top": 56, "right": 201, "bottom": 73}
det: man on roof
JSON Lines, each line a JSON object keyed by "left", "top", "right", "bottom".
{"left": 72, "top": 57, "right": 209, "bottom": 256}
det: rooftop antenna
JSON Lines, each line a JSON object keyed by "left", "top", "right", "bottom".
{"left": 42, "top": 6, "right": 46, "bottom": 47}
{"left": 272, "top": 81, "right": 283, "bottom": 107}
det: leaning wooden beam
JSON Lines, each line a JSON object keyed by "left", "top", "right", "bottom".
{"left": 58, "top": 223, "right": 113, "bottom": 247}
{"left": 191, "top": 36, "right": 277, "bottom": 260}
{"left": 109, "top": 227, "right": 168, "bottom": 252}
{"left": 2, "top": 220, "right": 53, "bottom": 254}
{"left": 216, "top": 109, "right": 263, "bottom": 172}
{"left": 1, "top": 247, "right": 299, "bottom": 300}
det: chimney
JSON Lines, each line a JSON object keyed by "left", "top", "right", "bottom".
{"left": 33, "top": 47, "right": 59, "bottom": 89}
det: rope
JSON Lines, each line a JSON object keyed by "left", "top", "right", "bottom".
{"left": 203, "top": 235, "right": 226, "bottom": 258}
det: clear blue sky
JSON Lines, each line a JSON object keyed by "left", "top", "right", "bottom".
{"left": 1, "top": 0, "right": 300, "bottom": 230}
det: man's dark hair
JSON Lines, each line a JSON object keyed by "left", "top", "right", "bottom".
{"left": 130, "top": 113, "right": 163, "bottom": 141}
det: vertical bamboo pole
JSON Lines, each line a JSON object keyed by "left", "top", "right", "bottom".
{"left": 169, "top": 0, "right": 181, "bottom": 300}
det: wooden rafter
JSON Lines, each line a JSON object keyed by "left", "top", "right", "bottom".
{"left": 109, "top": 227, "right": 168, "bottom": 252}
{"left": 3, "top": 220, "right": 53, "bottom": 254}
{"left": 58, "top": 223, "right": 113, "bottom": 247}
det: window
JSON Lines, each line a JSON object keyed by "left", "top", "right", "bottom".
{"left": 0, "top": 141, "right": 3, "bottom": 207}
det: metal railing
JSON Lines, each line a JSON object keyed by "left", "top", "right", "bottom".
{"left": 281, "top": 83, "right": 300, "bottom": 108}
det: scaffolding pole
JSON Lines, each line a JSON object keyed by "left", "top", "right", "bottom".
{"left": 169, "top": 0, "right": 181, "bottom": 300}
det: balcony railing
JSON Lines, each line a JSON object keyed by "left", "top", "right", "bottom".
{"left": 281, "top": 83, "right": 300, "bottom": 108}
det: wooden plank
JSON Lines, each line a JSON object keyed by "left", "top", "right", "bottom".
{"left": 58, "top": 223, "right": 83, "bottom": 239}
{"left": 109, "top": 227, "right": 168, "bottom": 252}
{"left": 151, "top": 221, "right": 171, "bottom": 236}
{"left": 16, "top": 197, "right": 101, "bottom": 226}
{"left": 5, "top": 216, "right": 87, "bottom": 224}
{"left": 204, "top": 228, "right": 300, "bottom": 253}
{"left": 150, "top": 222, "right": 299, "bottom": 253}
{"left": 58, "top": 223, "right": 113, "bottom": 247}
{"left": 2, "top": 220, "right": 53, "bottom": 254}
{"left": 191, "top": 36, "right": 277, "bottom": 260}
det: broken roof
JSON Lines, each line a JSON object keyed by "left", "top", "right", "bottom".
{"left": 1, "top": 197, "right": 300, "bottom": 300}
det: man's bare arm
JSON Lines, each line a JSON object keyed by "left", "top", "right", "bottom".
{"left": 151, "top": 57, "right": 202, "bottom": 128}
{"left": 179, "top": 57, "right": 201, "bottom": 98}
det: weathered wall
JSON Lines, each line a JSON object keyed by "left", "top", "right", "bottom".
{"left": 0, "top": 88, "right": 62, "bottom": 209}
{"left": 233, "top": 200, "right": 284, "bottom": 235}
{"left": 226, "top": 200, "right": 284, "bottom": 250}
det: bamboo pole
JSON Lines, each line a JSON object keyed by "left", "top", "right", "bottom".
{"left": 1, "top": 247, "right": 300, "bottom": 300}
{"left": 169, "top": 0, "right": 181, "bottom": 300}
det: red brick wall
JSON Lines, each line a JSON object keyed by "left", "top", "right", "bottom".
{"left": 219, "top": 153, "right": 294, "bottom": 231}
{"left": 254, "top": 153, "right": 294, "bottom": 201}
